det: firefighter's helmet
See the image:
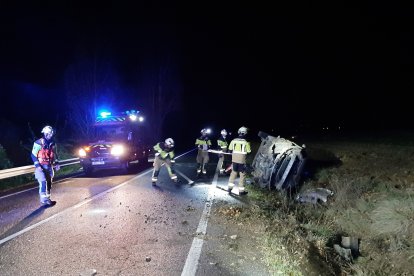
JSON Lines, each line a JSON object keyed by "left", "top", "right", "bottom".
{"left": 200, "top": 128, "right": 211, "bottom": 135}
{"left": 165, "top": 138, "right": 174, "bottom": 147}
{"left": 221, "top": 129, "right": 227, "bottom": 136}
{"left": 41, "top": 126, "right": 54, "bottom": 136}
{"left": 238, "top": 126, "right": 248, "bottom": 136}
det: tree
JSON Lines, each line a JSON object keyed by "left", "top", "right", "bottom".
{"left": 64, "top": 57, "right": 120, "bottom": 140}
{"left": 135, "top": 52, "right": 183, "bottom": 142}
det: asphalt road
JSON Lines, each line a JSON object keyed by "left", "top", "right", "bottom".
{"left": 0, "top": 150, "right": 267, "bottom": 276}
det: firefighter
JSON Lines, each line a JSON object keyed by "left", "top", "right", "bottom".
{"left": 227, "top": 126, "right": 251, "bottom": 195}
{"left": 195, "top": 128, "right": 212, "bottom": 175}
{"left": 217, "top": 129, "right": 229, "bottom": 174}
{"left": 151, "top": 138, "right": 177, "bottom": 185}
{"left": 31, "top": 125, "right": 60, "bottom": 206}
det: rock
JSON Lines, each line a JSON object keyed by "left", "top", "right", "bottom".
{"left": 79, "top": 268, "right": 97, "bottom": 276}
{"left": 333, "top": 244, "right": 352, "bottom": 261}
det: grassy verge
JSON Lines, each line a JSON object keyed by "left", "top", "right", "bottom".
{"left": 238, "top": 134, "right": 414, "bottom": 275}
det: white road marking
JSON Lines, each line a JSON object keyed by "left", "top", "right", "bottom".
{"left": 181, "top": 161, "right": 221, "bottom": 276}
{"left": 0, "top": 176, "right": 78, "bottom": 200}
{"left": 0, "top": 169, "right": 152, "bottom": 245}
{"left": 0, "top": 148, "right": 196, "bottom": 201}
{"left": 1, "top": 147, "right": 215, "bottom": 274}
{"left": 0, "top": 187, "right": 37, "bottom": 199}
{"left": 174, "top": 148, "right": 197, "bottom": 160}
{"left": 175, "top": 169, "right": 194, "bottom": 185}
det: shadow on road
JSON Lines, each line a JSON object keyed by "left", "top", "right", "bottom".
{"left": 0, "top": 206, "right": 46, "bottom": 241}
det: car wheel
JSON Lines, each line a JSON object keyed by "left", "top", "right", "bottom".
{"left": 122, "top": 161, "right": 130, "bottom": 174}
{"left": 83, "top": 166, "right": 94, "bottom": 176}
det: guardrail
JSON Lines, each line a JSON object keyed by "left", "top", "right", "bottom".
{"left": 0, "top": 158, "right": 80, "bottom": 180}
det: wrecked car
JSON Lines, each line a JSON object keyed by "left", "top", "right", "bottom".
{"left": 251, "top": 131, "right": 306, "bottom": 190}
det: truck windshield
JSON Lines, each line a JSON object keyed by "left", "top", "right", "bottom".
{"left": 95, "top": 125, "right": 128, "bottom": 141}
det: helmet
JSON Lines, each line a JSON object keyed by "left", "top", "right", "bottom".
{"left": 41, "top": 126, "right": 54, "bottom": 136}
{"left": 238, "top": 126, "right": 248, "bottom": 136}
{"left": 165, "top": 138, "right": 174, "bottom": 147}
{"left": 200, "top": 128, "right": 211, "bottom": 135}
{"left": 220, "top": 129, "right": 227, "bottom": 136}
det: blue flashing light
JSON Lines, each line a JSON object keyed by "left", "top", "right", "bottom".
{"left": 126, "top": 109, "right": 139, "bottom": 115}
{"left": 100, "top": 111, "right": 111, "bottom": 118}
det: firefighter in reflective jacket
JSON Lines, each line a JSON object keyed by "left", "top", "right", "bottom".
{"left": 31, "top": 125, "right": 60, "bottom": 206}
{"left": 151, "top": 138, "right": 178, "bottom": 185}
{"left": 195, "top": 128, "right": 212, "bottom": 175}
{"left": 227, "top": 126, "right": 251, "bottom": 195}
{"left": 217, "top": 129, "right": 229, "bottom": 174}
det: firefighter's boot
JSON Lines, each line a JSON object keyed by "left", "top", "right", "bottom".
{"left": 152, "top": 170, "right": 159, "bottom": 185}
{"left": 227, "top": 182, "right": 234, "bottom": 193}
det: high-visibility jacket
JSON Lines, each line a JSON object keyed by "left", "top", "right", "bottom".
{"left": 217, "top": 135, "right": 228, "bottom": 151}
{"left": 228, "top": 137, "right": 251, "bottom": 164}
{"left": 31, "top": 138, "right": 58, "bottom": 167}
{"left": 195, "top": 136, "right": 212, "bottom": 151}
{"left": 154, "top": 142, "right": 175, "bottom": 159}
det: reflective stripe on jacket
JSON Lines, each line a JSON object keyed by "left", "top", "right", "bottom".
{"left": 229, "top": 138, "right": 251, "bottom": 154}
{"left": 217, "top": 136, "right": 228, "bottom": 150}
{"left": 195, "top": 137, "right": 212, "bottom": 151}
{"left": 31, "top": 138, "right": 57, "bottom": 166}
{"left": 154, "top": 142, "right": 175, "bottom": 159}
{"left": 229, "top": 138, "right": 251, "bottom": 164}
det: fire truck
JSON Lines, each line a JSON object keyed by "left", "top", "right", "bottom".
{"left": 78, "top": 110, "right": 152, "bottom": 175}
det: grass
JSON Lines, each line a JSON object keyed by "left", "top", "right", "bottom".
{"left": 237, "top": 132, "right": 414, "bottom": 275}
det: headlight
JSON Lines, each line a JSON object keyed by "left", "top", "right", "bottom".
{"left": 111, "top": 144, "right": 125, "bottom": 156}
{"left": 79, "top": 148, "right": 87, "bottom": 157}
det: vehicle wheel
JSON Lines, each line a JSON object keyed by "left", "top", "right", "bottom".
{"left": 122, "top": 161, "right": 130, "bottom": 174}
{"left": 83, "top": 166, "right": 94, "bottom": 176}
{"left": 271, "top": 155, "right": 291, "bottom": 190}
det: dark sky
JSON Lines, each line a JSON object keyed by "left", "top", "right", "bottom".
{"left": 1, "top": 2, "right": 413, "bottom": 139}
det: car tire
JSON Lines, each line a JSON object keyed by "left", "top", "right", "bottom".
{"left": 122, "top": 161, "right": 130, "bottom": 174}
{"left": 83, "top": 166, "right": 94, "bottom": 176}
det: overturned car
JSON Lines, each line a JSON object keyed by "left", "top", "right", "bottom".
{"left": 251, "top": 131, "right": 306, "bottom": 190}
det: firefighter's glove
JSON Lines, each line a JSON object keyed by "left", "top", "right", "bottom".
{"left": 54, "top": 161, "right": 60, "bottom": 171}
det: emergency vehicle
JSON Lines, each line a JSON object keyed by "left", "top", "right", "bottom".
{"left": 78, "top": 110, "right": 151, "bottom": 175}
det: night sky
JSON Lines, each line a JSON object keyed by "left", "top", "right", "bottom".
{"left": 1, "top": 2, "right": 413, "bottom": 143}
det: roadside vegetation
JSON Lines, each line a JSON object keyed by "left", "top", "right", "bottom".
{"left": 217, "top": 131, "right": 414, "bottom": 275}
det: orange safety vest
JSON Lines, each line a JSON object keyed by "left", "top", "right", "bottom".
{"left": 37, "top": 139, "right": 55, "bottom": 165}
